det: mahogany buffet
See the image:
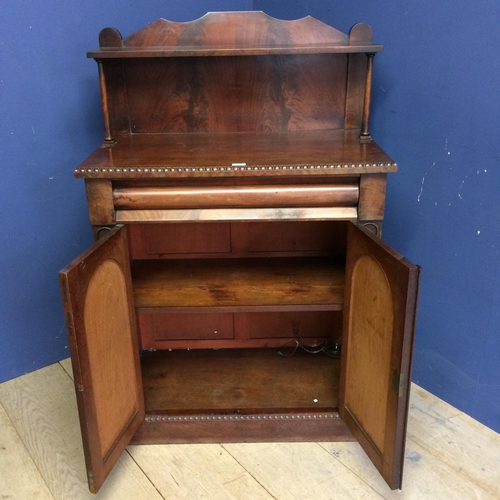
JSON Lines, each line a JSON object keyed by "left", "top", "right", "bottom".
{"left": 59, "top": 12, "right": 420, "bottom": 493}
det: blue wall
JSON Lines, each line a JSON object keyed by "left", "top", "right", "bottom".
{"left": 0, "top": 1, "right": 251, "bottom": 381}
{"left": 2, "top": 0, "right": 499, "bottom": 435}
{"left": 256, "top": 0, "right": 500, "bottom": 432}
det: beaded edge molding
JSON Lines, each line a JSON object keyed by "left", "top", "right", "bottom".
{"left": 75, "top": 162, "right": 397, "bottom": 176}
{"left": 144, "top": 412, "right": 339, "bottom": 423}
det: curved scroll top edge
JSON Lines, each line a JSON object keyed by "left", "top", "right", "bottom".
{"left": 97, "top": 12, "right": 372, "bottom": 49}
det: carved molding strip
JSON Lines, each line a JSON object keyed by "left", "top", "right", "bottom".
{"left": 75, "top": 162, "right": 397, "bottom": 177}
{"left": 144, "top": 412, "right": 339, "bottom": 423}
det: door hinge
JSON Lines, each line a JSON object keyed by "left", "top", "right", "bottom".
{"left": 77, "top": 383, "right": 84, "bottom": 393}
{"left": 392, "top": 369, "right": 405, "bottom": 398}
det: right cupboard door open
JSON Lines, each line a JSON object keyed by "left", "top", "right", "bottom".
{"left": 339, "top": 222, "right": 420, "bottom": 490}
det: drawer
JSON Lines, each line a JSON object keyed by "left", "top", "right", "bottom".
{"left": 129, "top": 223, "right": 231, "bottom": 258}
{"left": 114, "top": 183, "right": 359, "bottom": 210}
{"left": 246, "top": 221, "right": 347, "bottom": 254}
{"left": 248, "top": 311, "right": 341, "bottom": 339}
{"left": 140, "top": 312, "right": 234, "bottom": 342}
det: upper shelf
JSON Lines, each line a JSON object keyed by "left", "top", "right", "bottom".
{"left": 74, "top": 130, "right": 397, "bottom": 179}
{"left": 88, "top": 11, "right": 382, "bottom": 59}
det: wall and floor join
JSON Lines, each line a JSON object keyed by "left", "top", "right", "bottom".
{"left": 1, "top": 0, "right": 499, "bottom": 433}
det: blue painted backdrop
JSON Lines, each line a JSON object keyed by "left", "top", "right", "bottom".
{"left": 2, "top": 0, "right": 499, "bottom": 434}
{"left": 255, "top": 0, "right": 500, "bottom": 432}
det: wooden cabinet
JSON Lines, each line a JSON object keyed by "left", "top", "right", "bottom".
{"left": 59, "top": 12, "right": 420, "bottom": 493}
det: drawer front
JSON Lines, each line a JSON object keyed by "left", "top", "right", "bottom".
{"left": 146, "top": 312, "right": 234, "bottom": 341}
{"left": 129, "top": 223, "right": 231, "bottom": 258}
{"left": 247, "top": 221, "right": 346, "bottom": 254}
{"left": 114, "top": 184, "right": 358, "bottom": 210}
{"left": 249, "top": 311, "right": 341, "bottom": 339}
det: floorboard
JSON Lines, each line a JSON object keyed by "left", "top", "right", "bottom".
{"left": 0, "top": 363, "right": 163, "bottom": 500}
{"left": 128, "top": 444, "right": 274, "bottom": 499}
{"left": 1, "top": 360, "right": 499, "bottom": 499}
{"left": 0, "top": 402, "right": 54, "bottom": 500}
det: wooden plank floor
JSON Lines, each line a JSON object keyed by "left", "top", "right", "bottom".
{"left": 1, "top": 359, "right": 499, "bottom": 499}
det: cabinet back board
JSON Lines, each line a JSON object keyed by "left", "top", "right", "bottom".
{"left": 93, "top": 12, "right": 376, "bottom": 138}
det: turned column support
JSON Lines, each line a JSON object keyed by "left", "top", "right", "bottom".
{"left": 97, "top": 59, "right": 114, "bottom": 144}
{"left": 360, "top": 53, "right": 375, "bottom": 142}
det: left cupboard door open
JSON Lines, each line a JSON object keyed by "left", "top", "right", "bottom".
{"left": 59, "top": 226, "right": 144, "bottom": 493}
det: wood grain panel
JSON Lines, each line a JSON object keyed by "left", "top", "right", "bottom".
{"left": 345, "top": 53, "right": 366, "bottom": 130}
{"left": 128, "top": 222, "right": 231, "bottom": 258}
{"left": 131, "top": 257, "right": 345, "bottom": 308}
{"left": 358, "top": 173, "right": 387, "bottom": 221}
{"left": 117, "top": 207, "right": 358, "bottom": 223}
{"left": 122, "top": 12, "right": 348, "bottom": 49}
{"left": 132, "top": 412, "right": 352, "bottom": 445}
{"left": 140, "top": 349, "right": 339, "bottom": 412}
{"left": 113, "top": 183, "right": 358, "bottom": 209}
{"left": 85, "top": 179, "right": 114, "bottom": 225}
{"left": 89, "top": 13, "right": 382, "bottom": 57}
{"left": 344, "top": 254, "right": 393, "bottom": 453}
{"left": 74, "top": 131, "right": 397, "bottom": 180}
{"left": 124, "top": 55, "right": 346, "bottom": 134}
{"left": 249, "top": 311, "right": 341, "bottom": 340}
{"left": 83, "top": 260, "right": 141, "bottom": 459}
{"left": 143, "top": 311, "right": 235, "bottom": 341}
{"left": 59, "top": 227, "right": 145, "bottom": 492}
{"left": 339, "top": 223, "right": 420, "bottom": 490}
{"left": 247, "top": 220, "right": 347, "bottom": 255}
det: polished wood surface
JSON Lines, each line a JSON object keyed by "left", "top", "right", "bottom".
{"left": 137, "top": 310, "right": 341, "bottom": 350}
{"left": 75, "top": 131, "right": 396, "bottom": 179}
{"left": 129, "top": 222, "right": 232, "bottom": 258}
{"left": 113, "top": 183, "right": 359, "bottom": 209}
{"left": 134, "top": 347, "right": 349, "bottom": 442}
{"left": 132, "top": 257, "right": 344, "bottom": 308}
{"left": 89, "top": 12, "right": 382, "bottom": 58}
{"left": 124, "top": 55, "right": 347, "bottom": 133}
{"left": 140, "top": 348, "right": 339, "bottom": 412}
{"left": 344, "top": 254, "right": 394, "bottom": 453}
{"left": 339, "top": 223, "right": 420, "bottom": 490}
{"left": 358, "top": 173, "right": 387, "bottom": 221}
{"left": 58, "top": 11, "right": 415, "bottom": 492}
{"left": 59, "top": 227, "right": 145, "bottom": 492}
{"left": 116, "top": 206, "right": 358, "bottom": 222}
{"left": 85, "top": 179, "right": 114, "bottom": 225}
{"left": 128, "top": 220, "right": 347, "bottom": 260}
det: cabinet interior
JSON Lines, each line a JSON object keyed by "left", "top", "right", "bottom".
{"left": 130, "top": 220, "right": 347, "bottom": 417}
{"left": 141, "top": 349, "right": 340, "bottom": 414}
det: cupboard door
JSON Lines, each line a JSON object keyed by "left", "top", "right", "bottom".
{"left": 339, "top": 223, "right": 420, "bottom": 490}
{"left": 59, "top": 226, "right": 144, "bottom": 493}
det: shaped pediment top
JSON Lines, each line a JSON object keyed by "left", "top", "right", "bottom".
{"left": 99, "top": 11, "right": 349, "bottom": 49}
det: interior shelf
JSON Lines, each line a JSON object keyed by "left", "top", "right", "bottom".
{"left": 132, "top": 257, "right": 345, "bottom": 309}
{"left": 141, "top": 348, "right": 340, "bottom": 413}
{"left": 88, "top": 43, "right": 383, "bottom": 58}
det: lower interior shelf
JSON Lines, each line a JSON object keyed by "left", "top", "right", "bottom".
{"left": 133, "top": 348, "right": 353, "bottom": 444}
{"left": 141, "top": 348, "right": 340, "bottom": 413}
